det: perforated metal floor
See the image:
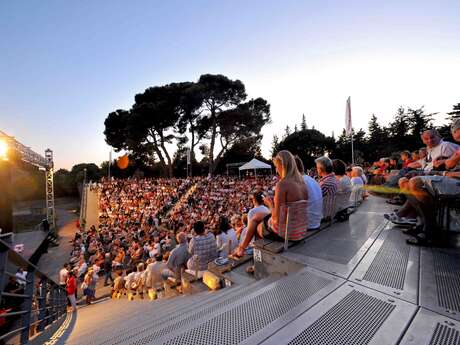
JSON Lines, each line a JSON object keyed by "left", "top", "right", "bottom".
{"left": 420, "top": 248, "right": 460, "bottom": 321}
{"left": 260, "top": 283, "right": 417, "bottom": 345}
{"left": 350, "top": 227, "right": 419, "bottom": 303}
{"left": 285, "top": 211, "right": 389, "bottom": 277}
{"left": 154, "top": 267, "right": 343, "bottom": 345}
{"left": 400, "top": 308, "right": 460, "bottom": 345}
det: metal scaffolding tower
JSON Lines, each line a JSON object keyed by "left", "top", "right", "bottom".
{"left": 0, "top": 130, "right": 55, "bottom": 230}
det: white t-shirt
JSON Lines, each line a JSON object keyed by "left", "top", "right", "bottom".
{"left": 248, "top": 205, "right": 269, "bottom": 222}
{"left": 16, "top": 271, "right": 27, "bottom": 286}
{"left": 226, "top": 228, "right": 239, "bottom": 252}
{"left": 59, "top": 268, "right": 69, "bottom": 285}
{"left": 303, "top": 175, "right": 323, "bottom": 230}
{"left": 351, "top": 177, "right": 364, "bottom": 186}
{"left": 425, "top": 140, "right": 459, "bottom": 171}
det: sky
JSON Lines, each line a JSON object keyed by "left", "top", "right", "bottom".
{"left": 1, "top": 0, "right": 460, "bottom": 170}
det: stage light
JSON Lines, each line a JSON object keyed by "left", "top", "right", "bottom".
{"left": 0, "top": 139, "right": 8, "bottom": 160}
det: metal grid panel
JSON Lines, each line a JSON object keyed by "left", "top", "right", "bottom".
{"left": 421, "top": 248, "right": 460, "bottom": 321}
{"left": 430, "top": 323, "right": 460, "bottom": 345}
{"left": 287, "top": 290, "right": 395, "bottom": 345}
{"left": 119, "top": 281, "right": 272, "bottom": 345}
{"left": 285, "top": 219, "right": 388, "bottom": 278}
{"left": 66, "top": 284, "right": 250, "bottom": 345}
{"left": 362, "top": 230, "right": 410, "bottom": 290}
{"left": 433, "top": 251, "right": 460, "bottom": 313}
{"left": 400, "top": 308, "right": 460, "bottom": 345}
{"left": 162, "top": 271, "right": 331, "bottom": 345}
{"left": 72, "top": 280, "right": 272, "bottom": 345}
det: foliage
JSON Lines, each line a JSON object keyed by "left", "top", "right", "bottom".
{"left": 104, "top": 74, "right": 270, "bottom": 176}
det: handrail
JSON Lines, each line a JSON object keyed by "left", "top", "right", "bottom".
{"left": 0, "top": 238, "right": 68, "bottom": 344}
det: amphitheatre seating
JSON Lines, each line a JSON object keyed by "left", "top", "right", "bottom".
{"left": 59, "top": 196, "right": 460, "bottom": 345}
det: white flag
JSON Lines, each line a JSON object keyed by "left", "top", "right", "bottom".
{"left": 345, "top": 96, "right": 352, "bottom": 136}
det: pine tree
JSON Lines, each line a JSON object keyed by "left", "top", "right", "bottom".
{"left": 447, "top": 103, "right": 460, "bottom": 121}
{"left": 407, "top": 106, "right": 434, "bottom": 137}
{"left": 301, "top": 114, "right": 307, "bottom": 131}
{"left": 283, "top": 125, "right": 291, "bottom": 139}
{"left": 294, "top": 124, "right": 298, "bottom": 132}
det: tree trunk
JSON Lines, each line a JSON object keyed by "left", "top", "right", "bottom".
{"left": 189, "top": 121, "right": 195, "bottom": 176}
{"left": 158, "top": 131, "right": 173, "bottom": 178}
{"left": 151, "top": 133, "right": 168, "bottom": 176}
{"left": 208, "top": 107, "right": 217, "bottom": 175}
{"left": 210, "top": 137, "right": 228, "bottom": 175}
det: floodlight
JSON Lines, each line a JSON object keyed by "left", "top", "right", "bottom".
{"left": 0, "top": 140, "right": 8, "bottom": 160}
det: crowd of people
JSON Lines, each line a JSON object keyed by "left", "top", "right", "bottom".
{"left": 373, "top": 120, "right": 460, "bottom": 245}
{"left": 56, "top": 119, "right": 460, "bottom": 303}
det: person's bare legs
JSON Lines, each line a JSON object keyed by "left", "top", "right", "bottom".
{"left": 234, "top": 218, "right": 261, "bottom": 257}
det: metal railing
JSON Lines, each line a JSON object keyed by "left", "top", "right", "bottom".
{"left": 0, "top": 233, "right": 67, "bottom": 344}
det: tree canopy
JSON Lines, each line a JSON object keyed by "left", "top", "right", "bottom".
{"left": 104, "top": 74, "right": 271, "bottom": 176}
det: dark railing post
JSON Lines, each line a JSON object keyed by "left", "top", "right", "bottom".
{"left": 20, "top": 269, "right": 35, "bottom": 344}
{"left": 51, "top": 286, "right": 57, "bottom": 322}
{"left": 37, "top": 278, "right": 46, "bottom": 332}
{"left": 0, "top": 243, "right": 8, "bottom": 293}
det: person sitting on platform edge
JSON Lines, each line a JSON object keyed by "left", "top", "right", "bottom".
{"left": 234, "top": 150, "right": 309, "bottom": 257}
{"left": 294, "top": 156, "right": 323, "bottom": 230}
{"left": 316, "top": 156, "right": 338, "bottom": 220}
{"left": 233, "top": 190, "right": 270, "bottom": 257}
{"left": 386, "top": 121, "right": 460, "bottom": 246}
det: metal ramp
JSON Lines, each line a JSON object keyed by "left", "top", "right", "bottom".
{"left": 260, "top": 283, "right": 417, "bottom": 345}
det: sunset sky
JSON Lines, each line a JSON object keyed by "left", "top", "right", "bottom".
{"left": 1, "top": 0, "right": 459, "bottom": 169}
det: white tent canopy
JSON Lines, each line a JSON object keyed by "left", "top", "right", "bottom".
{"left": 238, "top": 158, "right": 272, "bottom": 177}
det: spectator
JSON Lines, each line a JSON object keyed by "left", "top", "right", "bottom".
{"left": 162, "top": 232, "right": 190, "bottom": 282}
{"left": 103, "top": 253, "right": 114, "bottom": 287}
{"left": 422, "top": 129, "right": 459, "bottom": 171}
{"left": 15, "top": 268, "right": 27, "bottom": 287}
{"left": 315, "top": 156, "right": 338, "bottom": 198}
{"left": 82, "top": 268, "right": 95, "bottom": 305}
{"left": 234, "top": 191, "right": 270, "bottom": 257}
{"left": 187, "top": 221, "right": 217, "bottom": 272}
{"left": 66, "top": 271, "right": 77, "bottom": 312}
{"left": 333, "top": 159, "right": 352, "bottom": 220}
{"left": 59, "top": 263, "right": 69, "bottom": 289}
{"left": 295, "top": 156, "right": 323, "bottom": 230}
{"left": 261, "top": 150, "right": 309, "bottom": 241}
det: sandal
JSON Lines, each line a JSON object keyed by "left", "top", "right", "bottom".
{"left": 245, "top": 265, "right": 255, "bottom": 274}
{"left": 406, "top": 233, "right": 431, "bottom": 246}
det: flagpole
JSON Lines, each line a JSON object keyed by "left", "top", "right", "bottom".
{"left": 350, "top": 131, "right": 355, "bottom": 165}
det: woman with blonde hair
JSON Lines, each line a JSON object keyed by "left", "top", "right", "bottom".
{"left": 234, "top": 150, "right": 308, "bottom": 257}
